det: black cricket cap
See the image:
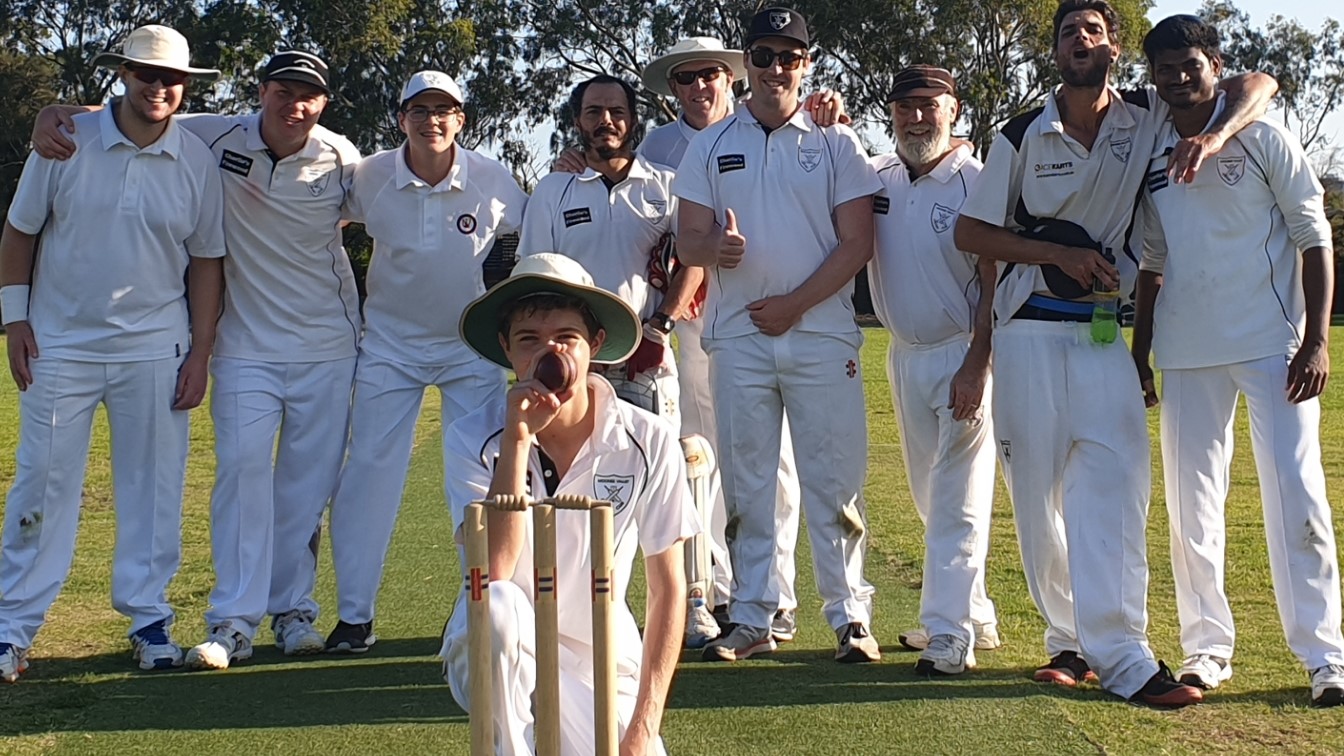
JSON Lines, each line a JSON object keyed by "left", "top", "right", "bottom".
{"left": 746, "top": 7, "right": 810, "bottom": 48}
{"left": 262, "top": 51, "right": 330, "bottom": 94}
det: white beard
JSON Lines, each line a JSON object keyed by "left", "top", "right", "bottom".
{"left": 897, "top": 133, "right": 950, "bottom": 168}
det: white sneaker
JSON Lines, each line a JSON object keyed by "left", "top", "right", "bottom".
{"left": 129, "top": 619, "right": 183, "bottom": 671}
{"left": 185, "top": 626, "right": 254, "bottom": 670}
{"left": 1310, "top": 664, "right": 1344, "bottom": 707}
{"left": 900, "top": 623, "right": 1002, "bottom": 652}
{"left": 771, "top": 609, "right": 797, "bottom": 643}
{"left": 915, "top": 633, "right": 975, "bottom": 676}
{"left": 0, "top": 642, "right": 30, "bottom": 683}
{"left": 273, "top": 610, "right": 325, "bottom": 656}
{"left": 703, "top": 624, "right": 776, "bottom": 662}
{"left": 1177, "top": 654, "right": 1233, "bottom": 690}
{"left": 684, "top": 597, "right": 721, "bottom": 649}
{"left": 835, "top": 622, "right": 880, "bottom": 663}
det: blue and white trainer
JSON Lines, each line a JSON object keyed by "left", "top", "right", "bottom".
{"left": 0, "top": 642, "right": 30, "bottom": 683}
{"left": 273, "top": 610, "right": 325, "bottom": 655}
{"left": 130, "top": 619, "right": 183, "bottom": 670}
{"left": 185, "top": 625, "right": 253, "bottom": 670}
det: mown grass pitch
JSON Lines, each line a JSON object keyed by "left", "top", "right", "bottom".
{"left": 1, "top": 329, "right": 1343, "bottom": 754}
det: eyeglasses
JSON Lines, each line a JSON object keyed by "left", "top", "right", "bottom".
{"left": 404, "top": 106, "right": 462, "bottom": 122}
{"left": 748, "top": 48, "right": 807, "bottom": 71}
{"left": 671, "top": 66, "right": 726, "bottom": 86}
{"left": 126, "top": 66, "right": 189, "bottom": 87}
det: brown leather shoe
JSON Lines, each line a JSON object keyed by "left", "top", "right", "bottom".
{"left": 1131, "top": 661, "right": 1204, "bottom": 709}
{"left": 1033, "top": 651, "right": 1099, "bottom": 686}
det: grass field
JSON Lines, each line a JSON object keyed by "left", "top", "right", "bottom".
{"left": 1, "top": 328, "right": 1343, "bottom": 754}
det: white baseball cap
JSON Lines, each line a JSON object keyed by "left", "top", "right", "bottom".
{"left": 399, "top": 70, "right": 465, "bottom": 106}
{"left": 92, "top": 24, "right": 220, "bottom": 80}
{"left": 641, "top": 37, "right": 746, "bottom": 97}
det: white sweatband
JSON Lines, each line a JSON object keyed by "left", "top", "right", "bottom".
{"left": 0, "top": 285, "right": 30, "bottom": 325}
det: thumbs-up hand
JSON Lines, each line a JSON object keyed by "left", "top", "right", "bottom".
{"left": 719, "top": 208, "right": 746, "bottom": 269}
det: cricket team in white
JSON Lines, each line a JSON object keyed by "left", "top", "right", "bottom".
{"left": 2, "top": 0, "right": 1343, "bottom": 749}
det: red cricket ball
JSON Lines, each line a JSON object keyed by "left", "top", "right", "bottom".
{"left": 533, "top": 351, "right": 577, "bottom": 392}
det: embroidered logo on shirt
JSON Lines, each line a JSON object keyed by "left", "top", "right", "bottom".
{"left": 594, "top": 474, "right": 635, "bottom": 514}
{"left": 1217, "top": 156, "right": 1245, "bottom": 186}
{"left": 1033, "top": 161, "right": 1074, "bottom": 178}
{"left": 644, "top": 196, "right": 667, "bottom": 215}
{"left": 717, "top": 154, "right": 746, "bottom": 173}
{"left": 930, "top": 203, "right": 957, "bottom": 233}
{"left": 798, "top": 147, "right": 822, "bottom": 172}
{"left": 220, "top": 150, "right": 253, "bottom": 177}
{"left": 1109, "top": 137, "right": 1132, "bottom": 163}
{"left": 306, "top": 170, "right": 332, "bottom": 197}
{"left": 563, "top": 208, "right": 593, "bottom": 227}
{"left": 457, "top": 214, "right": 478, "bottom": 234}
{"left": 873, "top": 196, "right": 890, "bottom": 215}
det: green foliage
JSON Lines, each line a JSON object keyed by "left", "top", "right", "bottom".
{"left": 0, "top": 49, "right": 58, "bottom": 211}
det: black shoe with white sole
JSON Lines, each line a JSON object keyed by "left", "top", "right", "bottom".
{"left": 325, "top": 620, "right": 376, "bottom": 654}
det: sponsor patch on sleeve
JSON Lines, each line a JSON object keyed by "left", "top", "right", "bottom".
{"left": 873, "top": 196, "right": 890, "bottom": 215}
{"left": 563, "top": 208, "right": 593, "bottom": 227}
{"left": 219, "top": 150, "right": 254, "bottom": 177}
{"left": 716, "top": 154, "right": 746, "bottom": 173}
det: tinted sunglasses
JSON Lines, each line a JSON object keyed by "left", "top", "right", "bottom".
{"left": 748, "top": 48, "right": 807, "bottom": 71}
{"left": 671, "top": 66, "right": 726, "bottom": 86}
{"left": 127, "top": 65, "right": 189, "bottom": 87}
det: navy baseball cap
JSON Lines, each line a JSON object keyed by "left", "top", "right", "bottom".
{"left": 262, "top": 51, "right": 330, "bottom": 94}
{"left": 746, "top": 7, "right": 810, "bottom": 48}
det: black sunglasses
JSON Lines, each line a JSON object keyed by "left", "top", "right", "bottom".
{"left": 671, "top": 66, "right": 727, "bottom": 86}
{"left": 126, "top": 65, "right": 189, "bottom": 87}
{"left": 748, "top": 48, "right": 807, "bottom": 71}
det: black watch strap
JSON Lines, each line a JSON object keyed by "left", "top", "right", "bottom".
{"left": 647, "top": 312, "right": 675, "bottom": 334}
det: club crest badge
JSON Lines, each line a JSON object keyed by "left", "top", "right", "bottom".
{"left": 457, "top": 214, "right": 477, "bottom": 234}
{"left": 306, "top": 170, "right": 331, "bottom": 197}
{"left": 644, "top": 196, "right": 667, "bottom": 215}
{"left": 930, "top": 203, "right": 957, "bottom": 233}
{"left": 1109, "top": 137, "right": 1132, "bottom": 164}
{"left": 594, "top": 474, "right": 636, "bottom": 514}
{"left": 769, "top": 10, "right": 790, "bottom": 29}
{"left": 798, "top": 147, "right": 822, "bottom": 172}
{"left": 1218, "top": 156, "right": 1245, "bottom": 186}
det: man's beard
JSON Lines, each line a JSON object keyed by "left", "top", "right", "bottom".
{"left": 1060, "top": 54, "right": 1110, "bottom": 88}
{"left": 580, "top": 126, "right": 633, "bottom": 160}
{"left": 897, "top": 130, "right": 950, "bottom": 168}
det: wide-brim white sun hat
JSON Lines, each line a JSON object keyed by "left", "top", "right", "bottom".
{"left": 459, "top": 253, "right": 642, "bottom": 369}
{"left": 92, "top": 25, "right": 221, "bottom": 80}
{"left": 641, "top": 37, "right": 747, "bottom": 97}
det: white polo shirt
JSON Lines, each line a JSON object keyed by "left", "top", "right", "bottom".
{"left": 517, "top": 155, "right": 675, "bottom": 319}
{"left": 639, "top": 116, "right": 701, "bottom": 170}
{"left": 345, "top": 145, "right": 527, "bottom": 366}
{"left": 442, "top": 375, "right": 699, "bottom": 674}
{"left": 960, "top": 86, "right": 1167, "bottom": 322}
{"left": 672, "top": 103, "right": 881, "bottom": 339}
{"left": 7, "top": 107, "right": 225, "bottom": 362}
{"left": 179, "top": 113, "right": 362, "bottom": 362}
{"left": 869, "top": 145, "right": 982, "bottom": 346}
{"left": 1140, "top": 95, "right": 1332, "bottom": 370}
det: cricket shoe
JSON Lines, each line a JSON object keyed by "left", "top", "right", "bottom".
{"left": 130, "top": 619, "right": 183, "bottom": 670}
{"left": 325, "top": 620, "right": 377, "bottom": 654}
{"left": 684, "top": 597, "right": 721, "bottom": 649}
{"left": 0, "top": 642, "right": 30, "bottom": 683}
{"left": 835, "top": 622, "right": 880, "bottom": 663}
{"left": 1310, "top": 664, "right": 1344, "bottom": 708}
{"left": 185, "top": 625, "right": 253, "bottom": 670}
{"left": 1176, "top": 654, "right": 1232, "bottom": 690}
{"left": 899, "top": 623, "right": 1002, "bottom": 652}
{"left": 703, "top": 624, "right": 775, "bottom": 662}
{"left": 1130, "top": 661, "right": 1203, "bottom": 709}
{"left": 915, "top": 633, "right": 976, "bottom": 676}
{"left": 273, "top": 610, "right": 325, "bottom": 655}
{"left": 771, "top": 609, "right": 797, "bottom": 643}
{"left": 1033, "top": 651, "right": 1097, "bottom": 686}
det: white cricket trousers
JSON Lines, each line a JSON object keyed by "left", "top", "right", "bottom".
{"left": 0, "top": 357, "right": 188, "bottom": 647}
{"left": 330, "top": 350, "right": 504, "bottom": 625}
{"left": 704, "top": 329, "right": 874, "bottom": 632}
{"left": 1162, "top": 354, "right": 1344, "bottom": 669}
{"left": 442, "top": 582, "right": 661, "bottom": 756}
{"left": 203, "top": 357, "right": 356, "bottom": 637}
{"left": 992, "top": 320, "right": 1157, "bottom": 698}
{"left": 678, "top": 315, "right": 800, "bottom": 609}
{"left": 886, "top": 336, "right": 998, "bottom": 643}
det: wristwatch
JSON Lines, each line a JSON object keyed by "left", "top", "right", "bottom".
{"left": 646, "top": 312, "right": 675, "bottom": 335}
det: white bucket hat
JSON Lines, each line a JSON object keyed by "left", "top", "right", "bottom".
{"left": 641, "top": 37, "right": 747, "bottom": 97}
{"left": 92, "top": 25, "right": 221, "bottom": 80}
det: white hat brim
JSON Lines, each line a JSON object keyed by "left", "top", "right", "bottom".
{"left": 642, "top": 50, "right": 746, "bottom": 97}
{"left": 94, "top": 52, "right": 221, "bottom": 81}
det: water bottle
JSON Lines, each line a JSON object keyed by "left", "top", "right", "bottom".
{"left": 1090, "top": 277, "right": 1119, "bottom": 345}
